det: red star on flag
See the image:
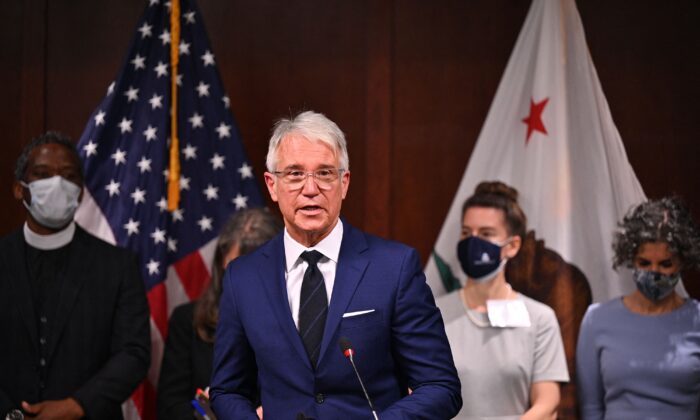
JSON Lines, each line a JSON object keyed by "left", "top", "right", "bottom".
{"left": 522, "top": 97, "right": 549, "bottom": 144}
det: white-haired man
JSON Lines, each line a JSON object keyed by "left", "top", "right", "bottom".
{"left": 210, "top": 111, "right": 461, "bottom": 419}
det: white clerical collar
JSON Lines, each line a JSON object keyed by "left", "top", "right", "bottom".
{"left": 23, "top": 221, "right": 76, "bottom": 250}
{"left": 284, "top": 219, "right": 344, "bottom": 272}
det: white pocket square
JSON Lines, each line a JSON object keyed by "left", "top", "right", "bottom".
{"left": 342, "top": 309, "right": 376, "bottom": 318}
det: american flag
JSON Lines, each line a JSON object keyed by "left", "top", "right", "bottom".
{"left": 74, "top": 0, "right": 263, "bottom": 418}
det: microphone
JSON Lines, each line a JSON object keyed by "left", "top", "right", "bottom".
{"left": 339, "top": 337, "right": 379, "bottom": 420}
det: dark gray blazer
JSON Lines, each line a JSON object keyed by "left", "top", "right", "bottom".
{"left": 0, "top": 225, "right": 151, "bottom": 419}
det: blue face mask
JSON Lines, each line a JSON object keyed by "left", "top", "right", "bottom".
{"left": 457, "top": 236, "right": 508, "bottom": 282}
{"left": 633, "top": 269, "right": 681, "bottom": 302}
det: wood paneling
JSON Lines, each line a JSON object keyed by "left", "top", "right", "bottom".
{"left": 45, "top": 1, "right": 143, "bottom": 139}
{"left": 0, "top": 0, "right": 47, "bottom": 230}
{"left": 391, "top": 0, "right": 531, "bottom": 256}
{"left": 1, "top": 0, "right": 698, "bottom": 292}
{"left": 577, "top": 1, "right": 700, "bottom": 295}
{"left": 197, "top": 0, "right": 371, "bottom": 224}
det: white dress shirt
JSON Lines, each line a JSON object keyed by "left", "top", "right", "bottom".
{"left": 284, "top": 220, "right": 344, "bottom": 329}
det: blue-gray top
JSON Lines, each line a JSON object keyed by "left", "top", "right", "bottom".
{"left": 576, "top": 297, "right": 700, "bottom": 420}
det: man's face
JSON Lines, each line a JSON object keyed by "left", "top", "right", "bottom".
{"left": 264, "top": 134, "right": 350, "bottom": 246}
{"left": 13, "top": 143, "right": 83, "bottom": 227}
{"left": 19, "top": 143, "right": 83, "bottom": 187}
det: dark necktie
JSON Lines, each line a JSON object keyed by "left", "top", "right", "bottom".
{"left": 298, "top": 250, "right": 328, "bottom": 368}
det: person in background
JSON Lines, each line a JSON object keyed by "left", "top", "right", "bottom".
{"left": 437, "top": 181, "right": 569, "bottom": 420}
{"left": 157, "top": 208, "right": 282, "bottom": 420}
{"left": 576, "top": 197, "right": 700, "bottom": 420}
{"left": 0, "top": 132, "right": 150, "bottom": 420}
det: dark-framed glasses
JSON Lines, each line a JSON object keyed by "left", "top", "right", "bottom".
{"left": 273, "top": 168, "right": 345, "bottom": 190}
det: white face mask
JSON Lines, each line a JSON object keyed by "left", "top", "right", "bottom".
{"left": 22, "top": 175, "right": 81, "bottom": 229}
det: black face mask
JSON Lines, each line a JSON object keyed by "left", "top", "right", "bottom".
{"left": 457, "top": 236, "right": 505, "bottom": 282}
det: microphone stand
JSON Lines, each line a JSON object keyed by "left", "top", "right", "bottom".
{"left": 346, "top": 352, "right": 379, "bottom": 420}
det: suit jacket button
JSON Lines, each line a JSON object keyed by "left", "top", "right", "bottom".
{"left": 315, "top": 393, "right": 324, "bottom": 404}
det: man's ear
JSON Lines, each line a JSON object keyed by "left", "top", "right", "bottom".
{"left": 13, "top": 180, "right": 25, "bottom": 201}
{"left": 340, "top": 170, "right": 350, "bottom": 200}
{"left": 264, "top": 172, "right": 279, "bottom": 202}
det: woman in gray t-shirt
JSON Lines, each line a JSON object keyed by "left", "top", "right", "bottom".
{"left": 437, "top": 181, "right": 569, "bottom": 419}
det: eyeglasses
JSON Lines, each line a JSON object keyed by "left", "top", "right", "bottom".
{"left": 273, "top": 168, "right": 345, "bottom": 190}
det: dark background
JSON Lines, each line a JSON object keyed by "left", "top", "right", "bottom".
{"left": 1, "top": 0, "right": 698, "bottom": 295}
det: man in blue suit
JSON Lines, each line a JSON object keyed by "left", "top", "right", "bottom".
{"left": 210, "top": 111, "right": 461, "bottom": 419}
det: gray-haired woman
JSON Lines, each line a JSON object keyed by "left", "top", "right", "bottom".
{"left": 576, "top": 197, "right": 700, "bottom": 420}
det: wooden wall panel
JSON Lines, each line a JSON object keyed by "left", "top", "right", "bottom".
{"left": 391, "top": 0, "right": 530, "bottom": 259}
{"left": 1, "top": 0, "right": 698, "bottom": 294}
{"left": 45, "top": 1, "right": 144, "bottom": 139}
{"left": 0, "top": 0, "right": 47, "bottom": 231}
{"left": 579, "top": 1, "right": 700, "bottom": 207}
{"left": 577, "top": 1, "right": 700, "bottom": 295}
{"left": 362, "top": 0, "right": 394, "bottom": 238}
{"left": 197, "top": 0, "right": 371, "bottom": 226}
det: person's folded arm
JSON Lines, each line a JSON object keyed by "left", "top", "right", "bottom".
{"left": 1, "top": 389, "right": 17, "bottom": 419}
{"left": 72, "top": 253, "right": 151, "bottom": 419}
{"left": 209, "top": 268, "right": 259, "bottom": 420}
{"left": 157, "top": 304, "right": 197, "bottom": 420}
{"left": 522, "top": 381, "right": 560, "bottom": 420}
{"left": 380, "top": 248, "right": 462, "bottom": 420}
{"left": 576, "top": 306, "right": 605, "bottom": 420}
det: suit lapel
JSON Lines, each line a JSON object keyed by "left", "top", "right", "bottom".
{"left": 317, "top": 222, "right": 369, "bottom": 367}
{"left": 259, "top": 235, "right": 312, "bottom": 369}
{"left": 47, "top": 227, "right": 89, "bottom": 359}
{"left": 6, "top": 230, "right": 39, "bottom": 352}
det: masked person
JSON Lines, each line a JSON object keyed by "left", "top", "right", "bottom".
{"left": 576, "top": 197, "right": 700, "bottom": 420}
{"left": 436, "top": 181, "right": 569, "bottom": 420}
{"left": 0, "top": 132, "right": 150, "bottom": 420}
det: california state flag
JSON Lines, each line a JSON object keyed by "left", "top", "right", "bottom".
{"left": 425, "top": 0, "right": 646, "bottom": 302}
